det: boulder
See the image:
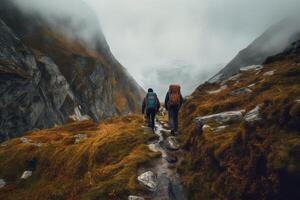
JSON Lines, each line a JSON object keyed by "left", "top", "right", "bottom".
{"left": 0, "top": 179, "right": 6, "bottom": 189}
{"left": 195, "top": 110, "right": 245, "bottom": 125}
{"left": 21, "top": 171, "right": 32, "bottom": 179}
{"left": 128, "top": 196, "right": 144, "bottom": 200}
{"left": 263, "top": 70, "right": 275, "bottom": 76}
{"left": 165, "top": 136, "right": 180, "bottom": 150}
{"left": 244, "top": 105, "right": 262, "bottom": 122}
{"left": 240, "top": 65, "right": 263, "bottom": 72}
{"left": 137, "top": 171, "right": 158, "bottom": 191}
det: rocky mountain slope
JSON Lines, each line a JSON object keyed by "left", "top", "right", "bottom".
{"left": 178, "top": 40, "right": 300, "bottom": 199}
{"left": 0, "top": 0, "right": 144, "bottom": 139}
{"left": 210, "top": 17, "right": 300, "bottom": 82}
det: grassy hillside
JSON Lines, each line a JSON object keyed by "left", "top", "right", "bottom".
{"left": 178, "top": 41, "right": 300, "bottom": 199}
{"left": 0, "top": 115, "right": 159, "bottom": 200}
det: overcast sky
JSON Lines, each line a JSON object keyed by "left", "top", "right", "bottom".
{"left": 83, "top": 0, "right": 300, "bottom": 92}
{"left": 11, "top": 0, "right": 300, "bottom": 96}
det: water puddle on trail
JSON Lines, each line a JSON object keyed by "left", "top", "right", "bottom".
{"left": 139, "top": 121, "right": 186, "bottom": 200}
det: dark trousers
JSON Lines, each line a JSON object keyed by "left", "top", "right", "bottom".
{"left": 168, "top": 107, "right": 179, "bottom": 132}
{"left": 146, "top": 108, "right": 156, "bottom": 129}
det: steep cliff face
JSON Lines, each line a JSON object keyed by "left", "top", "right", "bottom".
{"left": 178, "top": 40, "right": 300, "bottom": 199}
{"left": 210, "top": 18, "right": 300, "bottom": 82}
{"left": 0, "top": 0, "right": 144, "bottom": 139}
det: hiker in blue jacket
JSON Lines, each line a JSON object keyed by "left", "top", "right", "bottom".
{"left": 142, "top": 88, "right": 160, "bottom": 129}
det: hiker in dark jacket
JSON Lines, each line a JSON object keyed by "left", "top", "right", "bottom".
{"left": 142, "top": 88, "right": 160, "bottom": 129}
{"left": 165, "top": 85, "right": 183, "bottom": 134}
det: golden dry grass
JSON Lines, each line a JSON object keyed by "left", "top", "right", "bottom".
{"left": 0, "top": 115, "right": 159, "bottom": 200}
{"left": 177, "top": 52, "right": 300, "bottom": 199}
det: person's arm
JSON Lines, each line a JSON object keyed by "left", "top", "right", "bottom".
{"left": 142, "top": 98, "right": 146, "bottom": 114}
{"left": 164, "top": 92, "right": 169, "bottom": 110}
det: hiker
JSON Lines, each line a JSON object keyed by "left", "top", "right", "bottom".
{"left": 164, "top": 84, "right": 183, "bottom": 134}
{"left": 142, "top": 88, "right": 160, "bottom": 129}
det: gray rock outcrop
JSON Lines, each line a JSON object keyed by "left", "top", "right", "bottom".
{"left": 195, "top": 110, "right": 245, "bottom": 126}
{"left": 0, "top": 0, "right": 144, "bottom": 139}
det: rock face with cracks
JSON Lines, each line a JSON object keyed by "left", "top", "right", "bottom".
{"left": 0, "top": 0, "right": 144, "bottom": 139}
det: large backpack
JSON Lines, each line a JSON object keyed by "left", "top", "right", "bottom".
{"left": 146, "top": 92, "right": 158, "bottom": 110}
{"left": 168, "top": 85, "right": 181, "bottom": 106}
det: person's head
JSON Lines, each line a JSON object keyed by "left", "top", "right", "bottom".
{"left": 148, "top": 88, "right": 153, "bottom": 93}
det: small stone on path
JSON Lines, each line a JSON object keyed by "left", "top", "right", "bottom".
{"left": 165, "top": 136, "right": 180, "bottom": 151}
{"left": 137, "top": 171, "right": 158, "bottom": 191}
{"left": 21, "top": 171, "right": 32, "bottom": 179}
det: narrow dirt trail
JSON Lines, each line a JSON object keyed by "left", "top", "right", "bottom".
{"left": 138, "top": 121, "right": 186, "bottom": 200}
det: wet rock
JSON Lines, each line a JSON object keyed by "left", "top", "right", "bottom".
{"left": 195, "top": 110, "right": 245, "bottom": 125}
{"left": 165, "top": 155, "right": 178, "bottom": 164}
{"left": 165, "top": 136, "right": 180, "bottom": 150}
{"left": 0, "top": 179, "right": 6, "bottom": 189}
{"left": 137, "top": 171, "right": 158, "bottom": 191}
{"left": 231, "top": 88, "right": 252, "bottom": 95}
{"left": 263, "top": 70, "right": 275, "bottom": 76}
{"left": 74, "top": 134, "right": 87, "bottom": 144}
{"left": 128, "top": 196, "right": 144, "bottom": 200}
{"left": 240, "top": 65, "right": 263, "bottom": 72}
{"left": 21, "top": 171, "right": 32, "bottom": 179}
{"left": 244, "top": 105, "right": 262, "bottom": 122}
{"left": 207, "top": 85, "right": 228, "bottom": 94}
